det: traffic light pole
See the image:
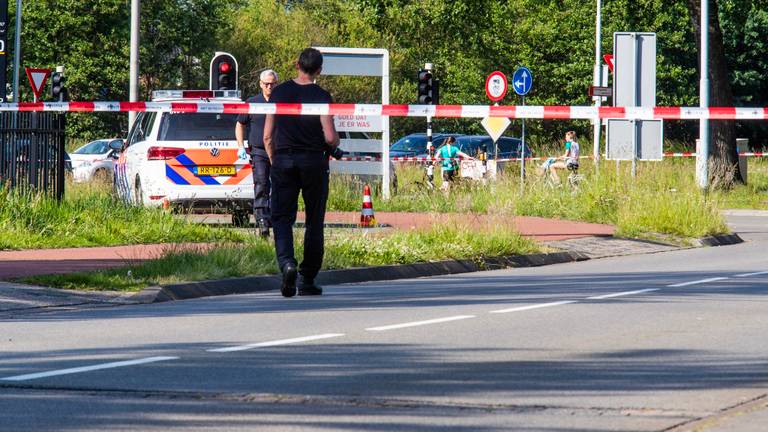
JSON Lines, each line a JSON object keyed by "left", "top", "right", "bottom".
{"left": 426, "top": 115, "right": 434, "bottom": 188}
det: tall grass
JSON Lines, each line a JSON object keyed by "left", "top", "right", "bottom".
{"left": 0, "top": 180, "right": 243, "bottom": 250}
{"left": 25, "top": 225, "right": 539, "bottom": 291}
{"left": 329, "top": 159, "right": 729, "bottom": 239}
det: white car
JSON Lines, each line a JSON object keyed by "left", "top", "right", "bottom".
{"left": 69, "top": 139, "right": 123, "bottom": 182}
{"left": 113, "top": 90, "right": 254, "bottom": 225}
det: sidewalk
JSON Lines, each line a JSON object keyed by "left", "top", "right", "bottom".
{"left": 0, "top": 243, "right": 212, "bottom": 279}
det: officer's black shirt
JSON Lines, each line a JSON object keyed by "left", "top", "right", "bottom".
{"left": 236, "top": 94, "right": 267, "bottom": 150}
{"left": 269, "top": 80, "right": 332, "bottom": 152}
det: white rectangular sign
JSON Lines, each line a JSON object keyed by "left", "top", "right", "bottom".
{"left": 334, "top": 114, "right": 382, "bottom": 132}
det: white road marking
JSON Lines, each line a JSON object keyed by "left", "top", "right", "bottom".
{"left": 734, "top": 270, "right": 768, "bottom": 278}
{"left": 207, "top": 333, "right": 345, "bottom": 353}
{"left": 587, "top": 288, "right": 660, "bottom": 300}
{"left": 490, "top": 300, "right": 576, "bottom": 314}
{"left": 0, "top": 356, "right": 179, "bottom": 382}
{"left": 667, "top": 277, "right": 728, "bottom": 287}
{"left": 365, "top": 315, "right": 475, "bottom": 332}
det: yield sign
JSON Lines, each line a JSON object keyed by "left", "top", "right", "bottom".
{"left": 481, "top": 116, "right": 511, "bottom": 143}
{"left": 25, "top": 67, "right": 51, "bottom": 101}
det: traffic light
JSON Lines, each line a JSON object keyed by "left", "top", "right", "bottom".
{"left": 417, "top": 69, "right": 433, "bottom": 104}
{"left": 51, "top": 70, "right": 67, "bottom": 102}
{"left": 210, "top": 52, "right": 238, "bottom": 91}
{"left": 417, "top": 68, "right": 439, "bottom": 105}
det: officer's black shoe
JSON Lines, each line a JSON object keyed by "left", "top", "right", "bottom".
{"left": 257, "top": 218, "right": 270, "bottom": 238}
{"left": 281, "top": 264, "right": 297, "bottom": 298}
{"left": 298, "top": 281, "right": 323, "bottom": 296}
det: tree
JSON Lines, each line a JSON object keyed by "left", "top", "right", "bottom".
{"left": 687, "top": 0, "right": 742, "bottom": 187}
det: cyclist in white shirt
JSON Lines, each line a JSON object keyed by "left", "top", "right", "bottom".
{"left": 542, "top": 130, "right": 580, "bottom": 185}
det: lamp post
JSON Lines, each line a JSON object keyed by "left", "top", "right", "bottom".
{"left": 592, "top": 0, "right": 602, "bottom": 166}
{"left": 129, "top": 0, "right": 140, "bottom": 131}
{"left": 696, "top": 0, "right": 709, "bottom": 190}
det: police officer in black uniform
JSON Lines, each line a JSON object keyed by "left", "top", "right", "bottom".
{"left": 263, "top": 48, "right": 341, "bottom": 298}
{"left": 236, "top": 69, "right": 279, "bottom": 237}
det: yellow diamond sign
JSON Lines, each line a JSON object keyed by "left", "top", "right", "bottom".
{"left": 481, "top": 116, "right": 511, "bottom": 143}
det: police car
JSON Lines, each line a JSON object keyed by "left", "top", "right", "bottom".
{"left": 114, "top": 90, "right": 254, "bottom": 225}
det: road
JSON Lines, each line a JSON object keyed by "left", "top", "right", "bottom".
{"left": 1, "top": 212, "right": 766, "bottom": 431}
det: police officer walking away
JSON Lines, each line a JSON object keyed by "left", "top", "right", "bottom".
{"left": 263, "top": 48, "right": 340, "bottom": 297}
{"left": 236, "top": 69, "right": 279, "bottom": 237}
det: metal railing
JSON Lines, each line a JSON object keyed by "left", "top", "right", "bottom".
{"left": 0, "top": 112, "right": 67, "bottom": 200}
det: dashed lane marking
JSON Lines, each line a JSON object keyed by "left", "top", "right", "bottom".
{"left": 206, "top": 333, "right": 345, "bottom": 353}
{"left": 734, "top": 270, "right": 768, "bottom": 278}
{"left": 667, "top": 277, "right": 728, "bottom": 287}
{"left": 0, "top": 356, "right": 179, "bottom": 382}
{"left": 489, "top": 301, "right": 577, "bottom": 314}
{"left": 365, "top": 315, "right": 475, "bottom": 332}
{"left": 587, "top": 288, "right": 660, "bottom": 300}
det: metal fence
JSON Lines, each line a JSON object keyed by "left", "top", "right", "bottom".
{"left": 0, "top": 112, "right": 67, "bottom": 200}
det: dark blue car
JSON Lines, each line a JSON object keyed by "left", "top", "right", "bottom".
{"left": 390, "top": 133, "right": 532, "bottom": 159}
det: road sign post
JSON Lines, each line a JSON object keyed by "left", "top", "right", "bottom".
{"left": 0, "top": 0, "right": 8, "bottom": 103}
{"left": 512, "top": 67, "right": 532, "bottom": 193}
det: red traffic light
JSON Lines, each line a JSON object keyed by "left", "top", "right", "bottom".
{"left": 219, "top": 62, "right": 232, "bottom": 74}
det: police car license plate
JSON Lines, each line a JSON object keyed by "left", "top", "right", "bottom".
{"left": 197, "top": 166, "right": 236, "bottom": 176}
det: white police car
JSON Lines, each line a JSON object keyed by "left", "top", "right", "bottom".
{"left": 114, "top": 90, "right": 254, "bottom": 225}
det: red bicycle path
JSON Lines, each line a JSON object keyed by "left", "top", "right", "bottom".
{"left": 0, "top": 212, "right": 614, "bottom": 279}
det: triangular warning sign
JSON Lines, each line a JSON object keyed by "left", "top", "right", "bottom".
{"left": 25, "top": 67, "right": 52, "bottom": 101}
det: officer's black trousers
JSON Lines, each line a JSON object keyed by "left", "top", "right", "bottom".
{"left": 270, "top": 152, "right": 329, "bottom": 282}
{"left": 250, "top": 148, "right": 271, "bottom": 223}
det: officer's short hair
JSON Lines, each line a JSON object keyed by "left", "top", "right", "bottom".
{"left": 298, "top": 48, "right": 323, "bottom": 75}
{"left": 260, "top": 69, "right": 278, "bottom": 82}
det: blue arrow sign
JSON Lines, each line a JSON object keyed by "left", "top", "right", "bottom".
{"left": 512, "top": 67, "right": 533, "bottom": 96}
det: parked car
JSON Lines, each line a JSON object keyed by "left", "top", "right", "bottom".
{"left": 69, "top": 138, "right": 123, "bottom": 182}
{"left": 389, "top": 133, "right": 464, "bottom": 158}
{"left": 455, "top": 135, "right": 533, "bottom": 160}
{"left": 389, "top": 133, "right": 532, "bottom": 159}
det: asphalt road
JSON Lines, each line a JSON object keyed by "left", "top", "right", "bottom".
{"left": 1, "top": 212, "right": 766, "bottom": 431}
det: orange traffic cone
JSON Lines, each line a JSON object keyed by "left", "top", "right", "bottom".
{"left": 359, "top": 184, "right": 377, "bottom": 228}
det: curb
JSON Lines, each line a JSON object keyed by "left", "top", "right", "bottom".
{"left": 133, "top": 251, "right": 590, "bottom": 303}
{"left": 693, "top": 233, "right": 744, "bottom": 247}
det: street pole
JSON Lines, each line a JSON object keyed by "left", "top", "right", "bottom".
{"left": 520, "top": 97, "right": 526, "bottom": 195}
{"left": 696, "top": 0, "right": 710, "bottom": 190}
{"left": 592, "top": 0, "right": 602, "bottom": 167}
{"left": 12, "top": 0, "right": 20, "bottom": 102}
{"left": 128, "top": 0, "right": 140, "bottom": 131}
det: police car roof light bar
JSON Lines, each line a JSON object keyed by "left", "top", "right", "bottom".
{"left": 151, "top": 89, "right": 241, "bottom": 101}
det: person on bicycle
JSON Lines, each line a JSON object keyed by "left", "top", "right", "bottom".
{"left": 542, "top": 130, "right": 580, "bottom": 185}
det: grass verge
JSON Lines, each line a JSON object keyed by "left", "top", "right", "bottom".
{"left": 328, "top": 159, "right": 730, "bottom": 239}
{"left": 22, "top": 225, "right": 539, "bottom": 291}
{"left": 0, "top": 180, "right": 245, "bottom": 250}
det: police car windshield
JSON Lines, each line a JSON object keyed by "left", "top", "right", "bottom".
{"left": 158, "top": 113, "right": 238, "bottom": 141}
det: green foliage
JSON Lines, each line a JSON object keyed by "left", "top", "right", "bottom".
{"left": 7, "top": 0, "right": 238, "bottom": 140}
{"left": 3, "top": 0, "right": 765, "bottom": 145}
{"left": 0, "top": 181, "right": 243, "bottom": 250}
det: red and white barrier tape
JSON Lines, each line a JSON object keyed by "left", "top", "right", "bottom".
{"left": 338, "top": 153, "right": 767, "bottom": 162}
{"left": 663, "top": 152, "right": 766, "bottom": 158}
{"left": 1, "top": 102, "right": 767, "bottom": 120}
